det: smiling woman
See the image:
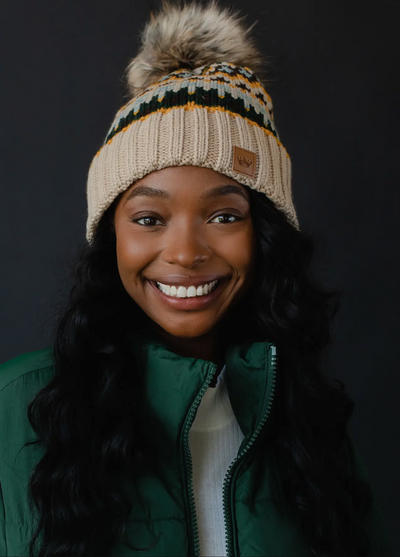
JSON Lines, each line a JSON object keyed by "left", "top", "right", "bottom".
{"left": 0, "top": 1, "right": 393, "bottom": 557}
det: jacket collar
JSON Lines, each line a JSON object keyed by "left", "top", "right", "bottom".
{"left": 126, "top": 329, "right": 277, "bottom": 457}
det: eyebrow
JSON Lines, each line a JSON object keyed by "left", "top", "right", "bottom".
{"left": 124, "top": 183, "right": 248, "bottom": 204}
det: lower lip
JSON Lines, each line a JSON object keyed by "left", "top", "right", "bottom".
{"left": 148, "top": 279, "right": 226, "bottom": 310}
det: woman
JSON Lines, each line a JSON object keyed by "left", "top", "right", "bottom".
{"left": 0, "top": 1, "right": 392, "bottom": 556}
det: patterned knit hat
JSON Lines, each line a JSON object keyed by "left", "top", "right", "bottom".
{"left": 86, "top": 0, "right": 298, "bottom": 241}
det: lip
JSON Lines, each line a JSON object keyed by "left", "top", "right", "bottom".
{"left": 147, "top": 278, "right": 227, "bottom": 310}
{"left": 148, "top": 275, "right": 226, "bottom": 287}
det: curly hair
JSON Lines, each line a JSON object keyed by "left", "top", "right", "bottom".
{"left": 22, "top": 187, "right": 372, "bottom": 556}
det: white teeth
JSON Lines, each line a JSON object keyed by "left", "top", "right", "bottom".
{"left": 155, "top": 280, "right": 219, "bottom": 298}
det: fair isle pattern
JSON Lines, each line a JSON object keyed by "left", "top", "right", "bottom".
{"left": 86, "top": 62, "right": 298, "bottom": 241}
{"left": 102, "top": 63, "right": 279, "bottom": 147}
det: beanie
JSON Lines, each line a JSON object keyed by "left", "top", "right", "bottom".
{"left": 86, "top": 0, "right": 299, "bottom": 241}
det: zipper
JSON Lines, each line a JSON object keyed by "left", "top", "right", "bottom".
{"left": 222, "top": 343, "right": 278, "bottom": 557}
{"left": 181, "top": 361, "right": 218, "bottom": 557}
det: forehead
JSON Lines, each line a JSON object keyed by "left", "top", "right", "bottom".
{"left": 121, "top": 165, "right": 250, "bottom": 203}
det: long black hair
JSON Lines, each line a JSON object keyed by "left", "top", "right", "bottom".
{"left": 22, "top": 187, "right": 372, "bottom": 556}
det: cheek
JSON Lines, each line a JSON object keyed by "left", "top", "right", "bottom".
{"left": 115, "top": 231, "right": 155, "bottom": 284}
{"left": 215, "top": 226, "right": 256, "bottom": 276}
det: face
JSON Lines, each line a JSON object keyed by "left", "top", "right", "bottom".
{"left": 113, "top": 165, "right": 257, "bottom": 339}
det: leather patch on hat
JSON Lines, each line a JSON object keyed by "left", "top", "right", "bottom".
{"left": 232, "top": 146, "right": 257, "bottom": 178}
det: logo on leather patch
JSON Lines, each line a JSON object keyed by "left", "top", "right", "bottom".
{"left": 232, "top": 146, "right": 257, "bottom": 178}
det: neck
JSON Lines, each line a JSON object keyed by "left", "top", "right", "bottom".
{"left": 144, "top": 317, "right": 227, "bottom": 386}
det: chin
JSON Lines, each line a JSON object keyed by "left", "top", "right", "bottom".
{"left": 156, "top": 320, "right": 217, "bottom": 339}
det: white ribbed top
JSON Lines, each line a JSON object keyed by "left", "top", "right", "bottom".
{"left": 189, "top": 365, "right": 245, "bottom": 557}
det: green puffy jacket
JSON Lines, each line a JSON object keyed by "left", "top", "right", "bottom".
{"left": 0, "top": 332, "right": 393, "bottom": 556}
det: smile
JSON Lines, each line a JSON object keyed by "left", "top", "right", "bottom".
{"left": 155, "top": 279, "right": 219, "bottom": 298}
{"left": 147, "top": 279, "right": 226, "bottom": 310}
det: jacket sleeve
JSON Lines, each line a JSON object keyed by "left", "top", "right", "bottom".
{"left": 0, "top": 480, "right": 6, "bottom": 556}
{"left": 344, "top": 434, "right": 393, "bottom": 557}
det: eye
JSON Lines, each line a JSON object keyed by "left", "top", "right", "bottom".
{"left": 133, "top": 216, "right": 164, "bottom": 227}
{"left": 210, "top": 213, "right": 242, "bottom": 224}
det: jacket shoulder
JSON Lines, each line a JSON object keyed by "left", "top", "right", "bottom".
{"left": 0, "top": 347, "right": 54, "bottom": 393}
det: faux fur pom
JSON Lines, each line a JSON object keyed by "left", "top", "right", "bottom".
{"left": 126, "top": 0, "right": 265, "bottom": 97}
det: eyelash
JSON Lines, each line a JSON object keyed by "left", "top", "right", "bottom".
{"left": 132, "top": 213, "right": 242, "bottom": 227}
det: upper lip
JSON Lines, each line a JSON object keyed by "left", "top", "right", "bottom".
{"left": 148, "top": 275, "right": 227, "bottom": 287}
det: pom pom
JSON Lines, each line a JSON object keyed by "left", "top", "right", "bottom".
{"left": 126, "top": 0, "right": 265, "bottom": 97}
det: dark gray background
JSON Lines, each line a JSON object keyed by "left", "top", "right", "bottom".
{"left": 1, "top": 0, "right": 399, "bottom": 552}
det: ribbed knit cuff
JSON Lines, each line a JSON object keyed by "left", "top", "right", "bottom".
{"left": 86, "top": 106, "right": 298, "bottom": 241}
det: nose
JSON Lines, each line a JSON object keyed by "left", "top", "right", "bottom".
{"left": 161, "top": 220, "right": 210, "bottom": 268}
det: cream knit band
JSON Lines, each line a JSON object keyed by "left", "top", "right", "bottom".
{"left": 86, "top": 62, "right": 298, "bottom": 241}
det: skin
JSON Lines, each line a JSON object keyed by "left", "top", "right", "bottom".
{"left": 113, "top": 165, "right": 257, "bottom": 384}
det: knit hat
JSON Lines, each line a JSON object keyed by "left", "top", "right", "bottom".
{"left": 86, "top": 0, "right": 299, "bottom": 241}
